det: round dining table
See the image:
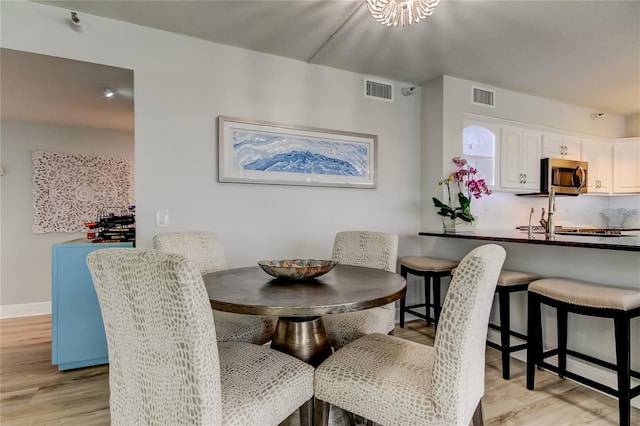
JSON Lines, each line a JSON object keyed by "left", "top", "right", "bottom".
{"left": 202, "top": 264, "right": 406, "bottom": 366}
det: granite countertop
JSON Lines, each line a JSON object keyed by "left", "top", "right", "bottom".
{"left": 419, "top": 229, "right": 640, "bottom": 252}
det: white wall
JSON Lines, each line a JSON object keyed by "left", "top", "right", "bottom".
{"left": 0, "top": 1, "right": 423, "bottom": 313}
{"left": 627, "top": 114, "right": 640, "bottom": 137}
{"left": 421, "top": 77, "right": 445, "bottom": 232}
{"left": 443, "top": 76, "right": 626, "bottom": 139}
{"left": 0, "top": 120, "right": 134, "bottom": 313}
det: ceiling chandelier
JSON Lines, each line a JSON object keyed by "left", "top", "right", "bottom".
{"left": 365, "top": 0, "right": 441, "bottom": 27}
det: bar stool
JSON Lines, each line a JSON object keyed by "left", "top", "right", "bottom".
{"left": 399, "top": 256, "right": 459, "bottom": 330}
{"left": 526, "top": 278, "right": 640, "bottom": 426}
{"left": 487, "top": 270, "right": 539, "bottom": 380}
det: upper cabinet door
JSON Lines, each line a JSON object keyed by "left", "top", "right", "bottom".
{"left": 581, "top": 140, "right": 612, "bottom": 194}
{"left": 499, "top": 128, "right": 523, "bottom": 189}
{"left": 499, "top": 127, "right": 541, "bottom": 190}
{"left": 522, "top": 131, "right": 542, "bottom": 190}
{"left": 542, "top": 133, "right": 580, "bottom": 160}
{"left": 612, "top": 139, "right": 640, "bottom": 193}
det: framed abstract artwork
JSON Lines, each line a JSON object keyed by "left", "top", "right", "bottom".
{"left": 218, "top": 116, "right": 377, "bottom": 188}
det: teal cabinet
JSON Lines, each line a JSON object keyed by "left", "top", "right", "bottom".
{"left": 52, "top": 239, "right": 133, "bottom": 370}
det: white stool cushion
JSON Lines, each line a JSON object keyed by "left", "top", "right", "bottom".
{"left": 400, "top": 256, "right": 459, "bottom": 272}
{"left": 529, "top": 278, "right": 640, "bottom": 311}
{"left": 497, "top": 270, "right": 539, "bottom": 286}
{"left": 452, "top": 268, "right": 538, "bottom": 287}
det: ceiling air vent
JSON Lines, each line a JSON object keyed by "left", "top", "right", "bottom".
{"left": 365, "top": 78, "right": 393, "bottom": 102}
{"left": 472, "top": 86, "right": 495, "bottom": 108}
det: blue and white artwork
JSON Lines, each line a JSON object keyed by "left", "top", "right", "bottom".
{"left": 219, "top": 116, "right": 377, "bottom": 188}
{"left": 232, "top": 130, "right": 368, "bottom": 177}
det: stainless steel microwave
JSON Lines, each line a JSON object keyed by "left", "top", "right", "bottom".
{"left": 540, "top": 158, "right": 588, "bottom": 195}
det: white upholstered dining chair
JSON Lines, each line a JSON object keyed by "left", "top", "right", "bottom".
{"left": 321, "top": 231, "right": 399, "bottom": 350}
{"left": 87, "top": 248, "right": 314, "bottom": 426}
{"left": 153, "top": 231, "right": 277, "bottom": 345}
{"left": 314, "top": 244, "right": 506, "bottom": 426}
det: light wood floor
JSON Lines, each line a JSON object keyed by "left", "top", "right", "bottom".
{"left": 1, "top": 315, "right": 637, "bottom": 425}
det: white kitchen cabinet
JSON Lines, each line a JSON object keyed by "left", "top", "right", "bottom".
{"left": 500, "top": 127, "right": 541, "bottom": 190}
{"left": 612, "top": 138, "right": 640, "bottom": 193}
{"left": 581, "top": 139, "right": 612, "bottom": 194}
{"left": 542, "top": 133, "right": 581, "bottom": 160}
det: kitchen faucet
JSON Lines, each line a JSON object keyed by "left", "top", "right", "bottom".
{"left": 539, "top": 189, "right": 556, "bottom": 239}
{"left": 528, "top": 207, "right": 534, "bottom": 239}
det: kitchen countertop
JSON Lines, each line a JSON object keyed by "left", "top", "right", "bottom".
{"left": 419, "top": 229, "right": 640, "bottom": 252}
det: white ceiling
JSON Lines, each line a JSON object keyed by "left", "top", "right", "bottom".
{"left": 1, "top": 48, "right": 135, "bottom": 131}
{"left": 3, "top": 0, "right": 639, "bottom": 132}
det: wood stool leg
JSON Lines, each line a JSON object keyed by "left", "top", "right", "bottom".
{"left": 498, "top": 289, "right": 511, "bottom": 380}
{"left": 399, "top": 267, "right": 408, "bottom": 328}
{"left": 614, "top": 314, "right": 631, "bottom": 426}
{"left": 557, "top": 307, "right": 568, "bottom": 378}
{"left": 526, "top": 293, "right": 541, "bottom": 390}
{"left": 425, "top": 274, "right": 433, "bottom": 325}
{"left": 433, "top": 275, "right": 442, "bottom": 331}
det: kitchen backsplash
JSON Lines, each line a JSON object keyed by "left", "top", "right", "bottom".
{"left": 474, "top": 192, "right": 640, "bottom": 229}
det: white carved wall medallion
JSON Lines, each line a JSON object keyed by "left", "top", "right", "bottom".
{"left": 32, "top": 151, "right": 133, "bottom": 233}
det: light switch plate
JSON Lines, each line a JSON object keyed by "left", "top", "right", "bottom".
{"left": 155, "top": 209, "right": 169, "bottom": 227}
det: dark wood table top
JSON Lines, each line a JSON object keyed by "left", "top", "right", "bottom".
{"left": 202, "top": 264, "right": 406, "bottom": 317}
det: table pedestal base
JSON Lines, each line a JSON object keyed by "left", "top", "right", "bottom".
{"left": 271, "top": 316, "right": 333, "bottom": 367}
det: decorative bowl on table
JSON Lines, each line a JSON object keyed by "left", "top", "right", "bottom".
{"left": 258, "top": 259, "right": 337, "bottom": 280}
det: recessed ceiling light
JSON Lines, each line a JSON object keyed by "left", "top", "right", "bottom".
{"left": 104, "top": 88, "right": 114, "bottom": 98}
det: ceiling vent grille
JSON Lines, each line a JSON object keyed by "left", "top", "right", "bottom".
{"left": 365, "top": 78, "right": 393, "bottom": 102}
{"left": 472, "top": 86, "right": 495, "bottom": 108}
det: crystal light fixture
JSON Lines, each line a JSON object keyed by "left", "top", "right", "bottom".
{"left": 366, "top": 0, "right": 441, "bottom": 27}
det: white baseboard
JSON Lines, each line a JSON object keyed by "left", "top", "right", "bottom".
{"left": 0, "top": 302, "right": 51, "bottom": 319}
{"left": 486, "top": 329, "right": 640, "bottom": 409}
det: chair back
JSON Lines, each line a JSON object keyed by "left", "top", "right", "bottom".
{"left": 153, "top": 231, "right": 227, "bottom": 275}
{"left": 87, "top": 248, "right": 222, "bottom": 425}
{"left": 431, "top": 244, "right": 506, "bottom": 425}
{"left": 332, "top": 231, "right": 398, "bottom": 272}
